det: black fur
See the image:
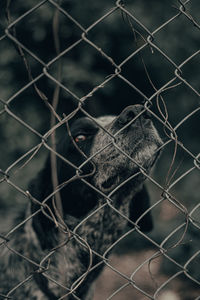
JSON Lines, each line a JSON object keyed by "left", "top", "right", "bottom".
{"left": 0, "top": 105, "right": 162, "bottom": 299}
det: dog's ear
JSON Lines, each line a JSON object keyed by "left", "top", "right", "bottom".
{"left": 128, "top": 185, "right": 153, "bottom": 232}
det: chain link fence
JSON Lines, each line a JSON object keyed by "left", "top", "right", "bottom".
{"left": 0, "top": 0, "right": 200, "bottom": 299}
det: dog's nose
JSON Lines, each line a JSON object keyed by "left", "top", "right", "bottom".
{"left": 118, "top": 105, "right": 151, "bottom": 125}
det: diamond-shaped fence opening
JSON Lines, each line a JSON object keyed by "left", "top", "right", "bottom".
{"left": 0, "top": 1, "right": 200, "bottom": 299}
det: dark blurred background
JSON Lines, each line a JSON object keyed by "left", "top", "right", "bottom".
{"left": 0, "top": 0, "right": 200, "bottom": 298}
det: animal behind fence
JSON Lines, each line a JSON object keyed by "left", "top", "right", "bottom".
{"left": 0, "top": 105, "right": 162, "bottom": 299}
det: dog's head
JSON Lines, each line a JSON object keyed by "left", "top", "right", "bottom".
{"left": 68, "top": 105, "right": 162, "bottom": 193}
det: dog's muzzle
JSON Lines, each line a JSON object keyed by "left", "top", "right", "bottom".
{"left": 92, "top": 105, "right": 162, "bottom": 192}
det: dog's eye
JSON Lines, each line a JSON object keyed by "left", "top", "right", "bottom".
{"left": 74, "top": 134, "right": 87, "bottom": 143}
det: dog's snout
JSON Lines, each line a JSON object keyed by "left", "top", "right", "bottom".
{"left": 118, "top": 105, "right": 151, "bottom": 126}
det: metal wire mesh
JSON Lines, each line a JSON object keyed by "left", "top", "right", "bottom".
{"left": 0, "top": 0, "right": 200, "bottom": 299}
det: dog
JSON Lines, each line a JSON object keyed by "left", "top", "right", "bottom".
{"left": 0, "top": 105, "right": 162, "bottom": 299}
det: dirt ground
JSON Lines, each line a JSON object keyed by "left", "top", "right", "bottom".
{"left": 94, "top": 251, "right": 200, "bottom": 300}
